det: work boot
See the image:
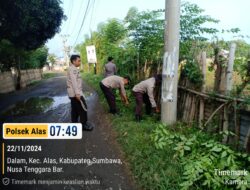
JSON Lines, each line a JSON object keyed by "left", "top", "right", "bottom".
{"left": 83, "top": 122, "right": 94, "bottom": 131}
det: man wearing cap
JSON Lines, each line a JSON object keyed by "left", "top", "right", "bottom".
{"left": 67, "top": 55, "right": 93, "bottom": 131}
{"left": 132, "top": 74, "right": 162, "bottom": 122}
{"left": 100, "top": 75, "right": 130, "bottom": 114}
{"left": 104, "top": 56, "right": 117, "bottom": 78}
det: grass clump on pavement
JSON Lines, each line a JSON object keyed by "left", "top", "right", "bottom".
{"left": 42, "top": 72, "right": 58, "bottom": 79}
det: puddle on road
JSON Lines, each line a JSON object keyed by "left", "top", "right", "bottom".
{"left": 52, "top": 96, "right": 70, "bottom": 108}
{"left": 2, "top": 92, "right": 93, "bottom": 117}
{"left": 2, "top": 97, "right": 53, "bottom": 117}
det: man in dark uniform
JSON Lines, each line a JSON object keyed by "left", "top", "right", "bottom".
{"left": 100, "top": 75, "right": 130, "bottom": 114}
{"left": 67, "top": 55, "right": 93, "bottom": 131}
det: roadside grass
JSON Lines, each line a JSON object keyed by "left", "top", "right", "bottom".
{"left": 81, "top": 73, "right": 189, "bottom": 189}
{"left": 28, "top": 80, "right": 41, "bottom": 86}
{"left": 82, "top": 73, "right": 250, "bottom": 190}
{"left": 42, "top": 72, "right": 58, "bottom": 79}
{"left": 27, "top": 72, "right": 58, "bottom": 87}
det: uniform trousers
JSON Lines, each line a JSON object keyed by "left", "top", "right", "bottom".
{"left": 70, "top": 96, "right": 87, "bottom": 125}
{"left": 133, "top": 91, "right": 152, "bottom": 117}
{"left": 99, "top": 82, "right": 117, "bottom": 113}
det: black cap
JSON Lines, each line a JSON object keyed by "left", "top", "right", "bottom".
{"left": 124, "top": 75, "right": 131, "bottom": 85}
{"left": 154, "top": 74, "right": 162, "bottom": 84}
{"left": 108, "top": 56, "right": 114, "bottom": 62}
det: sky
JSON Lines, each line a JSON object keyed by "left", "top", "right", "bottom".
{"left": 46, "top": 0, "right": 250, "bottom": 57}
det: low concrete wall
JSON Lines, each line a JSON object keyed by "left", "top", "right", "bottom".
{"left": 0, "top": 72, "right": 16, "bottom": 93}
{"left": 20, "top": 69, "right": 42, "bottom": 88}
{"left": 0, "top": 69, "right": 42, "bottom": 93}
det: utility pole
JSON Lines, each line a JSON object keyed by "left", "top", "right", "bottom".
{"left": 161, "top": 0, "right": 181, "bottom": 125}
{"left": 60, "top": 34, "right": 70, "bottom": 67}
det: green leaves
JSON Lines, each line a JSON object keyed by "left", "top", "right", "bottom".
{"left": 0, "top": 0, "right": 64, "bottom": 71}
{"left": 152, "top": 124, "right": 197, "bottom": 159}
{"left": 182, "top": 58, "right": 203, "bottom": 86}
{"left": 0, "top": 0, "right": 65, "bottom": 50}
{"left": 180, "top": 1, "right": 219, "bottom": 42}
{"left": 76, "top": 1, "right": 228, "bottom": 81}
{"left": 125, "top": 8, "right": 164, "bottom": 65}
{"left": 151, "top": 124, "right": 170, "bottom": 149}
{"left": 151, "top": 124, "right": 250, "bottom": 190}
{"left": 211, "top": 146, "right": 222, "bottom": 152}
{"left": 184, "top": 146, "right": 191, "bottom": 151}
{"left": 221, "top": 151, "right": 227, "bottom": 158}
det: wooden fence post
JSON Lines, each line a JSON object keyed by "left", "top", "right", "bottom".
{"left": 226, "top": 43, "right": 236, "bottom": 93}
{"left": 222, "top": 43, "right": 236, "bottom": 143}
{"left": 199, "top": 51, "right": 206, "bottom": 128}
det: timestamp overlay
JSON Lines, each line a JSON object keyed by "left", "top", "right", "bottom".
{"left": 1, "top": 123, "right": 126, "bottom": 190}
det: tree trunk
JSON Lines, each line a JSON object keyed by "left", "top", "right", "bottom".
{"left": 16, "top": 55, "right": 21, "bottom": 90}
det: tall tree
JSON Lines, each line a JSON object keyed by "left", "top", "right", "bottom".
{"left": 0, "top": 0, "right": 64, "bottom": 89}
{"left": 76, "top": 19, "right": 128, "bottom": 74}
{"left": 77, "top": 2, "right": 221, "bottom": 80}
{"left": 0, "top": 0, "right": 65, "bottom": 50}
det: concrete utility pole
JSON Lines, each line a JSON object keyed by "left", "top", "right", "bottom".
{"left": 61, "top": 34, "right": 70, "bottom": 67}
{"left": 161, "top": 0, "right": 181, "bottom": 125}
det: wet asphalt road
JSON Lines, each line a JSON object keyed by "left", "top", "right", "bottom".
{"left": 0, "top": 73, "right": 137, "bottom": 190}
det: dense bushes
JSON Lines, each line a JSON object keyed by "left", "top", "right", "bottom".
{"left": 83, "top": 73, "right": 250, "bottom": 190}
{"left": 152, "top": 124, "right": 250, "bottom": 190}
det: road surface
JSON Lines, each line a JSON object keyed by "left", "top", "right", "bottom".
{"left": 0, "top": 73, "right": 137, "bottom": 190}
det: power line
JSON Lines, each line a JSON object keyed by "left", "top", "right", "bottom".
{"left": 73, "top": 0, "right": 91, "bottom": 46}
{"left": 66, "top": 1, "right": 74, "bottom": 34}
{"left": 89, "top": 0, "right": 95, "bottom": 34}
{"left": 70, "top": 0, "right": 85, "bottom": 42}
{"left": 91, "top": 0, "right": 99, "bottom": 32}
{"left": 60, "top": 0, "right": 69, "bottom": 32}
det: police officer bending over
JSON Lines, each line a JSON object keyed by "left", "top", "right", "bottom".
{"left": 132, "top": 74, "right": 162, "bottom": 122}
{"left": 67, "top": 55, "right": 93, "bottom": 131}
{"left": 100, "top": 75, "right": 131, "bottom": 115}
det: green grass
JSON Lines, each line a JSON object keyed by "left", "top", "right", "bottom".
{"left": 82, "top": 73, "right": 185, "bottom": 189}
{"left": 82, "top": 73, "right": 250, "bottom": 190}
{"left": 42, "top": 72, "right": 58, "bottom": 79}
{"left": 27, "top": 80, "right": 41, "bottom": 86}
{"left": 27, "top": 72, "right": 58, "bottom": 87}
